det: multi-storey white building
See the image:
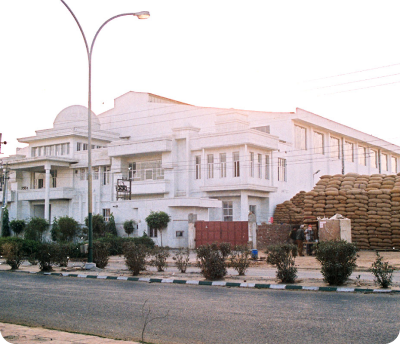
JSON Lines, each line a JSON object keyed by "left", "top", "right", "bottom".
{"left": 1, "top": 92, "right": 399, "bottom": 247}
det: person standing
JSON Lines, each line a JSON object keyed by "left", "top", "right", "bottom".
{"left": 296, "top": 225, "right": 305, "bottom": 256}
{"left": 305, "top": 224, "right": 314, "bottom": 256}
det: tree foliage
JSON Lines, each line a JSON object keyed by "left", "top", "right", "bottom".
{"left": 123, "top": 220, "right": 136, "bottom": 237}
{"left": 10, "top": 219, "right": 26, "bottom": 237}
{"left": 145, "top": 211, "right": 170, "bottom": 246}
{"left": 1, "top": 208, "right": 11, "bottom": 237}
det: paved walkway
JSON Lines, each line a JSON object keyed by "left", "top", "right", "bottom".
{"left": 0, "top": 322, "right": 139, "bottom": 344}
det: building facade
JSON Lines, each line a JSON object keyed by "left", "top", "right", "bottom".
{"left": 1, "top": 92, "right": 399, "bottom": 247}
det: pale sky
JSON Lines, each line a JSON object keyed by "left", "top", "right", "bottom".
{"left": 1, "top": 0, "right": 400, "bottom": 157}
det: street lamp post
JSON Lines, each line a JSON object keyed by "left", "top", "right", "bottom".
{"left": 60, "top": 1, "right": 149, "bottom": 264}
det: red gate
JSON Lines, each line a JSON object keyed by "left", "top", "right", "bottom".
{"left": 195, "top": 221, "right": 248, "bottom": 248}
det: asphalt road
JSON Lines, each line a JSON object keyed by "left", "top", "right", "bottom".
{"left": 0, "top": 272, "right": 399, "bottom": 344}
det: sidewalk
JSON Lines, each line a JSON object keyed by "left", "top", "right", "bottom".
{"left": 0, "top": 322, "right": 140, "bottom": 344}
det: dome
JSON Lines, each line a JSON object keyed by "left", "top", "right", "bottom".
{"left": 53, "top": 105, "right": 100, "bottom": 130}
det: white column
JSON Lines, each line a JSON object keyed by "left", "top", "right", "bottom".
{"left": 240, "top": 191, "right": 249, "bottom": 221}
{"left": 44, "top": 164, "right": 51, "bottom": 222}
{"left": 186, "top": 136, "right": 190, "bottom": 197}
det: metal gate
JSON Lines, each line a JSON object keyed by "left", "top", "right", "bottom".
{"left": 195, "top": 221, "right": 248, "bottom": 248}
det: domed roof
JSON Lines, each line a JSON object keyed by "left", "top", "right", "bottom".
{"left": 53, "top": 105, "right": 100, "bottom": 130}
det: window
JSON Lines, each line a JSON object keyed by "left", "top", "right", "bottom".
{"left": 83, "top": 143, "right": 88, "bottom": 151}
{"left": 249, "top": 152, "right": 254, "bottom": 177}
{"left": 103, "top": 166, "right": 110, "bottom": 185}
{"left": 55, "top": 145, "right": 61, "bottom": 156}
{"left": 80, "top": 168, "right": 87, "bottom": 181}
{"left": 223, "top": 201, "right": 233, "bottom": 221}
{"left": 314, "top": 132, "right": 324, "bottom": 154}
{"left": 176, "top": 231, "right": 184, "bottom": 237}
{"left": 38, "top": 179, "right": 44, "bottom": 189}
{"left": 195, "top": 156, "right": 201, "bottom": 179}
{"left": 344, "top": 141, "right": 354, "bottom": 162}
{"left": 257, "top": 154, "right": 262, "bottom": 178}
{"left": 207, "top": 154, "right": 214, "bottom": 179}
{"left": 77, "top": 142, "right": 81, "bottom": 151}
{"left": 102, "top": 208, "right": 110, "bottom": 222}
{"left": 129, "top": 162, "right": 137, "bottom": 180}
{"left": 249, "top": 205, "right": 256, "bottom": 215}
{"left": 265, "top": 155, "right": 270, "bottom": 180}
{"left": 358, "top": 146, "right": 366, "bottom": 166}
{"left": 128, "top": 160, "right": 164, "bottom": 181}
{"left": 370, "top": 149, "right": 378, "bottom": 168}
{"left": 330, "top": 137, "right": 340, "bottom": 159}
{"left": 93, "top": 167, "right": 99, "bottom": 180}
{"left": 149, "top": 227, "right": 158, "bottom": 238}
{"left": 51, "top": 170, "right": 57, "bottom": 188}
{"left": 381, "top": 153, "right": 388, "bottom": 171}
{"left": 233, "top": 152, "right": 240, "bottom": 177}
{"left": 294, "top": 125, "right": 307, "bottom": 150}
{"left": 278, "top": 158, "right": 287, "bottom": 182}
{"left": 392, "top": 157, "right": 398, "bottom": 173}
{"left": 220, "top": 153, "right": 226, "bottom": 178}
{"left": 32, "top": 147, "right": 37, "bottom": 157}
{"left": 45, "top": 146, "right": 51, "bottom": 156}
{"left": 61, "top": 143, "right": 69, "bottom": 155}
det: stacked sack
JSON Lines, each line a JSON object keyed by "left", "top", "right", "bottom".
{"left": 273, "top": 198, "right": 304, "bottom": 224}
{"left": 272, "top": 172, "right": 400, "bottom": 250}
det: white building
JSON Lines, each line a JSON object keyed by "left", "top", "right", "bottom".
{"left": 1, "top": 92, "right": 399, "bottom": 247}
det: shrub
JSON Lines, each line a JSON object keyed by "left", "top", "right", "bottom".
{"left": 25, "top": 217, "right": 49, "bottom": 242}
{"left": 36, "top": 242, "right": 58, "bottom": 272}
{"left": 52, "top": 243, "right": 69, "bottom": 267}
{"left": 93, "top": 241, "right": 110, "bottom": 269}
{"left": 369, "top": 252, "right": 394, "bottom": 288}
{"left": 149, "top": 246, "right": 170, "bottom": 272}
{"left": 56, "top": 216, "right": 80, "bottom": 242}
{"left": 1, "top": 208, "right": 11, "bottom": 237}
{"left": 229, "top": 245, "right": 251, "bottom": 276}
{"left": 266, "top": 243, "right": 298, "bottom": 283}
{"left": 172, "top": 248, "right": 190, "bottom": 273}
{"left": 219, "top": 242, "right": 232, "bottom": 259}
{"left": 123, "top": 220, "right": 136, "bottom": 237}
{"left": 10, "top": 219, "right": 26, "bottom": 237}
{"left": 196, "top": 243, "right": 228, "bottom": 280}
{"left": 314, "top": 240, "right": 358, "bottom": 286}
{"left": 123, "top": 243, "right": 148, "bottom": 276}
{"left": 85, "top": 214, "right": 106, "bottom": 239}
{"left": 133, "top": 233, "right": 155, "bottom": 249}
{"left": 2, "top": 242, "right": 24, "bottom": 270}
{"left": 105, "top": 214, "right": 118, "bottom": 237}
{"left": 145, "top": 211, "right": 170, "bottom": 246}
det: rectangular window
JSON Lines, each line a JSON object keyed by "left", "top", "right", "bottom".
{"left": 195, "top": 156, "right": 201, "bottom": 180}
{"left": 344, "top": 141, "right": 354, "bottom": 162}
{"left": 37, "top": 147, "right": 42, "bottom": 157}
{"left": 265, "top": 155, "right": 270, "bottom": 180}
{"left": 83, "top": 143, "right": 88, "bottom": 151}
{"left": 381, "top": 153, "right": 388, "bottom": 171}
{"left": 128, "top": 160, "right": 164, "bottom": 181}
{"left": 103, "top": 166, "right": 110, "bottom": 185}
{"left": 249, "top": 205, "right": 256, "bottom": 215}
{"left": 93, "top": 167, "right": 99, "bottom": 180}
{"left": 233, "top": 152, "right": 240, "bottom": 177}
{"left": 32, "top": 147, "right": 37, "bottom": 157}
{"left": 257, "top": 154, "right": 262, "bottom": 178}
{"left": 314, "top": 132, "right": 324, "bottom": 154}
{"left": 358, "top": 146, "right": 366, "bottom": 166}
{"left": 38, "top": 179, "right": 44, "bottom": 189}
{"left": 77, "top": 142, "right": 81, "bottom": 151}
{"left": 102, "top": 208, "right": 111, "bottom": 222}
{"left": 50, "top": 145, "right": 54, "bottom": 156}
{"left": 330, "top": 137, "right": 340, "bottom": 159}
{"left": 80, "top": 168, "right": 87, "bottom": 181}
{"left": 370, "top": 149, "right": 378, "bottom": 168}
{"left": 278, "top": 158, "right": 287, "bottom": 182}
{"left": 220, "top": 153, "right": 226, "bottom": 178}
{"left": 50, "top": 170, "right": 57, "bottom": 188}
{"left": 223, "top": 201, "right": 233, "bottom": 221}
{"left": 207, "top": 154, "right": 214, "bottom": 179}
{"left": 250, "top": 152, "right": 254, "bottom": 177}
{"left": 149, "top": 227, "right": 158, "bottom": 238}
{"left": 55, "top": 145, "right": 61, "bottom": 156}
{"left": 294, "top": 125, "right": 307, "bottom": 150}
{"left": 392, "top": 157, "right": 398, "bottom": 173}
{"left": 176, "top": 231, "right": 184, "bottom": 237}
{"left": 129, "top": 162, "right": 137, "bottom": 180}
{"left": 45, "top": 146, "right": 51, "bottom": 156}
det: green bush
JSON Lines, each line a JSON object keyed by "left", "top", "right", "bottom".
{"left": 10, "top": 219, "right": 26, "bottom": 237}
{"left": 105, "top": 214, "right": 118, "bottom": 237}
{"left": 145, "top": 211, "right": 170, "bottom": 246}
{"left": 229, "top": 245, "right": 251, "bottom": 276}
{"left": 266, "top": 243, "right": 298, "bottom": 283}
{"left": 149, "top": 246, "right": 170, "bottom": 272}
{"left": 369, "top": 252, "right": 394, "bottom": 288}
{"left": 172, "top": 248, "right": 190, "bottom": 273}
{"left": 123, "top": 243, "right": 148, "bottom": 276}
{"left": 93, "top": 241, "right": 110, "bottom": 269}
{"left": 36, "top": 242, "right": 59, "bottom": 272}
{"left": 51, "top": 216, "right": 80, "bottom": 242}
{"left": 133, "top": 233, "right": 155, "bottom": 249}
{"left": 123, "top": 220, "right": 136, "bottom": 237}
{"left": 84, "top": 214, "right": 106, "bottom": 239}
{"left": 25, "top": 217, "right": 49, "bottom": 242}
{"left": 2, "top": 242, "right": 24, "bottom": 270}
{"left": 196, "top": 243, "right": 228, "bottom": 280}
{"left": 1, "top": 208, "right": 11, "bottom": 237}
{"left": 314, "top": 240, "right": 358, "bottom": 286}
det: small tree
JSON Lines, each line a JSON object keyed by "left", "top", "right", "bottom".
{"left": 149, "top": 246, "right": 170, "bottom": 272}
{"left": 50, "top": 217, "right": 60, "bottom": 242}
{"left": 172, "top": 248, "right": 190, "bottom": 273}
{"left": 123, "top": 219, "right": 136, "bottom": 237}
{"left": 105, "top": 213, "right": 118, "bottom": 237}
{"left": 145, "top": 211, "right": 170, "bottom": 246}
{"left": 58, "top": 216, "right": 80, "bottom": 242}
{"left": 369, "top": 252, "right": 394, "bottom": 288}
{"left": 1, "top": 208, "right": 11, "bottom": 237}
{"left": 266, "top": 243, "right": 298, "bottom": 283}
{"left": 196, "top": 243, "right": 228, "bottom": 280}
{"left": 10, "top": 219, "right": 26, "bottom": 237}
{"left": 85, "top": 214, "right": 106, "bottom": 239}
{"left": 229, "top": 245, "right": 251, "bottom": 276}
{"left": 25, "top": 217, "right": 49, "bottom": 242}
{"left": 123, "top": 243, "right": 148, "bottom": 276}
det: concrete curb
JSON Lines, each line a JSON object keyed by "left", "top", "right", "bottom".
{"left": 14, "top": 270, "right": 397, "bottom": 294}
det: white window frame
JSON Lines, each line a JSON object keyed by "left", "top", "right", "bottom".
{"left": 278, "top": 158, "right": 287, "bottom": 182}
{"left": 207, "top": 154, "right": 214, "bottom": 179}
{"left": 223, "top": 201, "right": 233, "bottom": 222}
{"left": 330, "top": 137, "right": 340, "bottom": 160}
{"left": 220, "top": 153, "right": 226, "bottom": 178}
{"left": 391, "top": 157, "right": 398, "bottom": 173}
{"left": 195, "top": 156, "right": 201, "bottom": 180}
{"left": 313, "top": 132, "right": 324, "bottom": 155}
{"left": 344, "top": 141, "right": 354, "bottom": 162}
{"left": 381, "top": 153, "right": 388, "bottom": 171}
{"left": 358, "top": 146, "right": 366, "bottom": 166}
{"left": 370, "top": 149, "right": 378, "bottom": 168}
{"left": 265, "top": 155, "right": 270, "bottom": 180}
{"left": 233, "top": 152, "right": 240, "bottom": 177}
{"left": 250, "top": 152, "right": 254, "bottom": 177}
{"left": 295, "top": 125, "right": 307, "bottom": 150}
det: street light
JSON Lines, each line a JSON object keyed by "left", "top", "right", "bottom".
{"left": 60, "top": 1, "right": 150, "bottom": 266}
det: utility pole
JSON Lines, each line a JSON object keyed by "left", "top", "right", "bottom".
{"left": 0, "top": 164, "right": 9, "bottom": 236}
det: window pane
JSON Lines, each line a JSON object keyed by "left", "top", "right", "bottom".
{"left": 381, "top": 153, "right": 388, "bottom": 171}
{"left": 295, "top": 126, "right": 306, "bottom": 150}
{"left": 195, "top": 156, "right": 201, "bottom": 179}
{"left": 233, "top": 152, "right": 240, "bottom": 177}
{"left": 220, "top": 153, "right": 226, "bottom": 178}
{"left": 392, "top": 157, "right": 397, "bottom": 173}
{"left": 358, "top": 146, "right": 366, "bottom": 166}
{"left": 344, "top": 141, "right": 354, "bottom": 162}
{"left": 330, "top": 137, "right": 340, "bottom": 159}
{"left": 314, "top": 132, "right": 324, "bottom": 154}
{"left": 207, "top": 154, "right": 214, "bottom": 179}
{"left": 265, "top": 155, "right": 270, "bottom": 180}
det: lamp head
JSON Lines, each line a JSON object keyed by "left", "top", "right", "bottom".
{"left": 134, "top": 11, "right": 150, "bottom": 19}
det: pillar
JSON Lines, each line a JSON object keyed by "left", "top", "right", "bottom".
{"left": 44, "top": 164, "right": 51, "bottom": 222}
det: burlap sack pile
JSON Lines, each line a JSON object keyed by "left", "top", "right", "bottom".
{"left": 273, "top": 172, "right": 400, "bottom": 250}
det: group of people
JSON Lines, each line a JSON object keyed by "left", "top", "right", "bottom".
{"left": 289, "top": 224, "right": 315, "bottom": 256}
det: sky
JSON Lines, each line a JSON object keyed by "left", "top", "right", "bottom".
{"left": 1, "top": 0, "right": 400, "bottom": 157}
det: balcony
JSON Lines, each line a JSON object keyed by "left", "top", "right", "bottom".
{"left": 17, "top": 187, "right": 76, "bottom": 201}
{"left": 116, "top": 178, "right": 170, "bottom": 199}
